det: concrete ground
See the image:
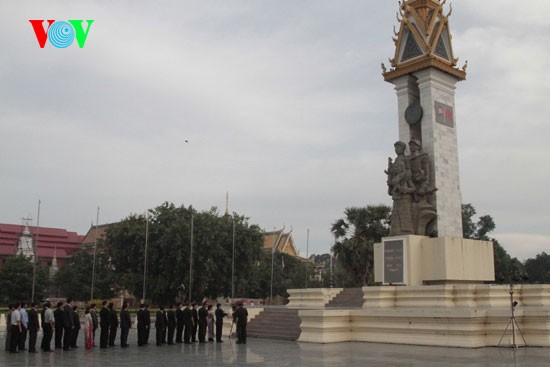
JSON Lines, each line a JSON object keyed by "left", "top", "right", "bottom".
{"left": 1, "top": 331, "right": 548, "bottom": 367}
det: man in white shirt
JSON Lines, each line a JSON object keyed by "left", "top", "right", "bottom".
{"left": 42, "top": 301, "right": 55, "bottom": 352}
{"left": 10, "top": 303, "right": 22, "bottom": 353}
{"left": 19, "top": 302, "right": 28, "bottom": 351}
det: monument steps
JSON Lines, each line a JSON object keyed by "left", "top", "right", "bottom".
{"left": 325, "top": 288, "right": 364, "bottom": 308}
{"left": 247, "top": 308, "right": 301, "bottom": 341}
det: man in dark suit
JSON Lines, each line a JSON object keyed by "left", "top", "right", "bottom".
{"left": 166, "top": 305, "right": 176, "bottom": 345}
{"left": 191, "top": 303, "right": 198, "bottom": 342}
{"left": 144, "top": 304, "right": 151, "bottom": 344}
{"left": 120, "top": 302, "right": 131, "bottom": 348}
{"left": 215, "top": 303, "right": 227, "bottom": 342}
{"left": 198, "top": 302, "right": 208, "bottom": 343}
{"left": 62, "top": 299, "right": 74, "bottom": 350}
{"left": 108, "top": 303, "right": 118, "bottom": 347}
{"left": 155, "top": 306, "right": 166, "bottom": 346}
{"left": 27, "top": 302, "right": 40, "bottom": 353}
{"left": 99, "top": 301, "right": 110, "bottom": 348}
{"left": 234, "top": 301, "right": 248, "bottom": 345}
{"left": 90, "top": 304, "right": 98, "bottom": 347}
{"left": 71, "top": 306, "right": 80, "bottom": 348}
{"left": 136, "top": 304, "right": 147, "bottom": 346}
{"left": 182, "top": 302, "right": 193, "bottom": 344}
{"left": 175, "top": 303, "right": 184, "bottom": 343}
{"left": 54, "top": 302, "right": 64, "bottom": 349}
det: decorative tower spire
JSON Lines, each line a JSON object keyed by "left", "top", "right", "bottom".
{"left": 17, "top": 217, "right": 35, "bottom": 259}
{"left": 382, "top": 0, "right": 467, "bottom": 82}
{"left": 50, "top": 246, "right": 59, "bottom": 278}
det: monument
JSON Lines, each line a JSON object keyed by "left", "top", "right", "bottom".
{"left": 374, "top": 0, "right": 494, "bottom": 286}
{"left": 287, "top": 1, "right": 550, "bottom": 348}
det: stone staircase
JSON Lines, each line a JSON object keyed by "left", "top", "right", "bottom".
{"left": 247, "top": 308, "right": 301, "bottom": 341}
{"left": 325, "top": 287, "right": 364, "bottom": 308}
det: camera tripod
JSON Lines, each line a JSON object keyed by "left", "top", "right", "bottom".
{"left": 498, "top": 283, "right": 527, "bottom": 348}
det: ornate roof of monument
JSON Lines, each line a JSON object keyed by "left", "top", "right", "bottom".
{"left": 382, "top": 0, "right": 467, "bottom": 82}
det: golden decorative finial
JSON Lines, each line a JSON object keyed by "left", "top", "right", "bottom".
{"left": 461, "top": 60, "right": 468, "bottom": 72}
{"left": 381, "top": 63, "right": 388, "bottom": 74}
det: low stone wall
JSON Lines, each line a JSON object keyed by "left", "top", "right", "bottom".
{"left": 297, "top": 285, "right": 550, "bottom": 347}
{"left": 287, "top": 288, "right": 343, "bottom": 308}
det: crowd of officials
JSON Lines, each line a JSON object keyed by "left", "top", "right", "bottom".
{"left": 4, "top": 299, "right": 249, "bottom": 354}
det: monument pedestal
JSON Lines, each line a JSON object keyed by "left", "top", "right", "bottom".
{"left": 374, "top": 235, "right": 495, "bottom": 286}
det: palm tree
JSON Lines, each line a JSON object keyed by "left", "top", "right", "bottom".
{"left": 331, "top": 205, "right": 391, "bottom": 286}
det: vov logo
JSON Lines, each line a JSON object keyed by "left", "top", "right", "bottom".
{"left": 29, "top": 20, "right": 94, "bottom": 48}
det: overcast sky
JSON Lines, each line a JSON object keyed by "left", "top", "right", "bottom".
{"left": 1, "top": 1, "right": 548, "bottom": 261}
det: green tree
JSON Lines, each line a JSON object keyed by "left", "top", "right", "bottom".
{"left": 461, "top": 203, "right": 524, "bottom": 284}
{"left": 52, "top": 251, "right": 116, "bottom": 301}
{"left": 331, "top": 205, "right": 391, "bottom": 286}
{"left": 524, "top": 252, "right": 550, "bottom": 284}
{"left": 0, "top": 255, "right": 49, "bottom": 304}
{"left": 105, "top": 202, "right": 264, "bottom": 305}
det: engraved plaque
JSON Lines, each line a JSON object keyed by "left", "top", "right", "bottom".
{"left": 384, "top": 240, "right": 404, "bottom": 284}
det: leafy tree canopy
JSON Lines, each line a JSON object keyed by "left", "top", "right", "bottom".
{"left": 0, "top": 255, "right": 49, "bottom": 305}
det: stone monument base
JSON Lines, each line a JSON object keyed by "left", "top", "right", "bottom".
{"left": 295, "top": 285, "right": 550, "bottom": 347}
{"left": 374, "top": 235, "right": 495, "bottom": 286}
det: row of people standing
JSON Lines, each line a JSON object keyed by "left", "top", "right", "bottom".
{"left": 5, "top": 299, "right": 246, "bottom": 353}
{"left": 142, "top": 302, "right": 229, "bottom": 346}
{"left": 4, "top": 299, "right": 81, "bottom": 354}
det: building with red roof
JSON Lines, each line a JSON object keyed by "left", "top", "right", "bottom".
{"left": 0, "top": 223, "right": 84, "bottom": 269}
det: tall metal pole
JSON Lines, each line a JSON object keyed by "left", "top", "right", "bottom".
{"left": 142, "top": 211, "right": 149, "bottom": 303}
{"left": 90, "top": 206, "right": 100, "bottom": 301}
{"left": 305, "top": 228, "right": 309, "bottom": 289}
{"left": 189, "top": 213, "right": 194, "bottom": 301}
{"left": 270, "top": 245, "right": 275, "bottom": 305}
{"left": 330, "top": 251, "right": 333, "bottom": 288}
{"left": 231, "top": 216, "right": 236, "bottom": 299}
{"left": 31, "top": 200, "right": 41, "bottom": 303}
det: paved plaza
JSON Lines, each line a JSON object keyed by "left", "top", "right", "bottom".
{"left": 1, "top": 331, "right": 548, "bottom": 367}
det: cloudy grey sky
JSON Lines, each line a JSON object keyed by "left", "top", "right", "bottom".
{"left": 1, "top": 1, "right": 549, "bottom": 261}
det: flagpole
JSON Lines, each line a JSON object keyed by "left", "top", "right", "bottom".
{"left": 305, "top": 228, "right": 309, "bottom": 289}
{"left": 189, "top": 213, "right": 194, "bottom": 301}
{"left": 31, "top": 199, "right": 41, "bottom": 303}
{"left": 231, "top": 215, "right": 236, "bottom": 299}
{"left": 142, "top": 211, "right": 149, "bottom": 303}
{"left": 90, "top": 206, "right": 100, "bottom": 301}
